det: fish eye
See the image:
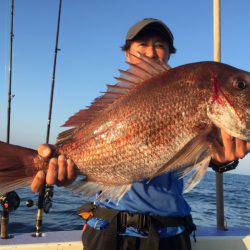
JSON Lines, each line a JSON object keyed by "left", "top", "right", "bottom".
{"left": 234, "top": 79, "right": 246, "bottom": 90}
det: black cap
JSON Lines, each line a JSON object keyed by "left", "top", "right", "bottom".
{"left": 125, "top": 18, "right": 175, "bottom": 53}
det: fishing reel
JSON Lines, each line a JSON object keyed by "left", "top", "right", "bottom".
{"left": 43, "top": 185, "right": 54, "bottom": 214}
{"left": 26, "top": 185, "right": 54, "bottom": 213}
{"left": 0, "top": 191, "right": 20, "bottom": 239}
{"left": 0, "top": 191, "right": 20, "bottom": 212}
{"left": 26, "top": 185, "right": 54, "bottom": 237}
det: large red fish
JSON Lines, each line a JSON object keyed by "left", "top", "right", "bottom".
{"left": 0, "top": 56, "right": 249, "bottom": 199}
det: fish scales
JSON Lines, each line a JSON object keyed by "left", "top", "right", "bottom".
{"left": 57, "top": 65, "right": 213, "bottom": 185}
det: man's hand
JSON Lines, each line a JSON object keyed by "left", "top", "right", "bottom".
{"left": 211, "top": 128, "right": 250, "bottom": 164}
{"left": 31, "top": 144, "right": 77, "bottom": 193}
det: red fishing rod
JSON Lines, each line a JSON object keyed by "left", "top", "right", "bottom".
{"left": 26, "top": 0, "right": 63, "bottom": 237}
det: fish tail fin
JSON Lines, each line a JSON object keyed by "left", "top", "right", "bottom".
{"left": 0, "top": 141, "right": 38, "bottom": 194}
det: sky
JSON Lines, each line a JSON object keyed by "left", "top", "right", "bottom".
{"left": 0, "top": 0, "right": 249, "bottom": 175}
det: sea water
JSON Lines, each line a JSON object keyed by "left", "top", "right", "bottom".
{"left": 4, "top": 171, "right": 250, "bottom": 234}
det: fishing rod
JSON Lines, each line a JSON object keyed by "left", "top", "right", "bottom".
{"left": 6, "top": 0, "right": 14, "bottom": 144}
{"left": 46, "top": 0, "right": 62, "bottom": 145}
{"left": 27, "top": 0, "right": 63, "bottom": 237}
{"left": 0, "top": 0, "right": 20, "bottom": 239}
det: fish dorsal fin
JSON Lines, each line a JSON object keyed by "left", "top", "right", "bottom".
{"left": 56, "top": 55, "right": 170, "bottom": 145}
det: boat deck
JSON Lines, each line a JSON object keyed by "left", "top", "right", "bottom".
{"left": 0, "top": 227, "right": 250, "bottom": 250}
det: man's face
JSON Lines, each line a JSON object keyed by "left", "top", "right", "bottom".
{"left": 125, "top": 34, "right": 170, "bottom": 64}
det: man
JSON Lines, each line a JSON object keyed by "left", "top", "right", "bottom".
{"left": 32, "top": 18, "right": 249, "bottom": 250}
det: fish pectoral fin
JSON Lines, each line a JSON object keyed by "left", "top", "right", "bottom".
{"left": 152, "top": 134, "right": 211, "bottom": 178}
{"left": 182, "top": 155, "right": 211, "bottom": 193}
{"left": 96, "top": 184, "right": 132, "bottom": 203}
{"left": 150, "top": 134, "right": 212, "bottom": 192}
{"left": 68, "top": 179, "right": 131, "bottom": 203}
{"left": 151, "top": 135, "right": 211, "bottom": 192}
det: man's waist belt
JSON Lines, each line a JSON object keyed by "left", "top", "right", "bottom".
{"left": 118, "top": 211, "right": 195, "bottom": 233}
{"left": 78, "top": 203, "right": 196, "bottom": 234}
{"left": 78, "top": 204, "right": 196, "bottom": 250}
